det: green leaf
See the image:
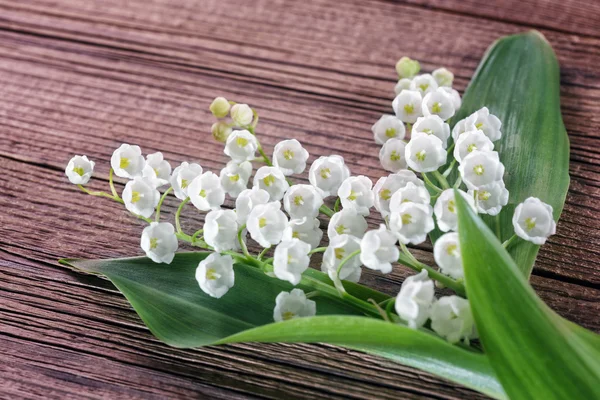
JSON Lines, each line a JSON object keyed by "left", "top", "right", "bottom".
{"left": 455, "top": 190, "right": 600, "bottom": 400}
{"left": 435, "top": 31, "right": 570, "bottom": 277}
{"left": 59, "top": 253, "right": 506, "bottom": 399}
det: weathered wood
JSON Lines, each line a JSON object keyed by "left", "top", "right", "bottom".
{"left": 0, "top": 0, "right": 599, "bottom": 398}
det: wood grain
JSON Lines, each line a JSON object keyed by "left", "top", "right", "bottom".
{"left": 0, "top": 0, "right": 599, "bottom": 398}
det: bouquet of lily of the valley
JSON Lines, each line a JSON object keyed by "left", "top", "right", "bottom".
{"left": 60, "top": 32, "right": 600, "bottom": 400}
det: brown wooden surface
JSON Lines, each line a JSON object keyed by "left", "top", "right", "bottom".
{"left": 1, "top": 0, "right": 599, "bottom": 398}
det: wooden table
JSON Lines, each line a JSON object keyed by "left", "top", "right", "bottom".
{"left": 1, "top": 0, "right": 598, "bottom": 398}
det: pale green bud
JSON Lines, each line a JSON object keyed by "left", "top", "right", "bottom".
{"left": 432, "top": 68, "right": 454, "bottom": 87}
{"left": 211, "top": 122, "right": 232, "bottom": 143}
{"left": 230, "top": 103, "right": 254, "bottom": 127}
{"left": 209, "top": 97, "right": 231, "bottom": 118}
{"left": 395, "top": 57, "right": 420, "bottom": 79}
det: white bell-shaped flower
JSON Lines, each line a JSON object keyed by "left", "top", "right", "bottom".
{"left": 379, "top": 138, "right": 408, "bottom": 173}
{"left": 188, "top": 171, "right": 225, "bottom": 211}
{"left": 409, "top": 74, "right": 438, "bottom": 96}
{"left": 196, "top": 253, "right": 235, "bottom": 299}
{"left": 467, "top": 107, "right": 502, "bottom": 142}
{"left": 122, "top": 177, "right": 160, "bottom": 218}
{"left": 283, "top": 184, "right": 323, "bottom": 219}
{"left": 235, "top": 186, "right": 270, "bottom": 225}
{"left": 65, "top": 155, "right": 95, "bottom": 185}
{"left": 253, "top": 166, "right": 290, "bottom": 201}
{"left": 273, "top": 289, "right": 316, "bottom": 322}
{"left": 422, "top": 88, "right": 456, "bottom": 121}
{"left": 170, "top": 162, "right": 203, "bottom": 200}
{"left": 273, "top": 239, "right": 311, "bottom": 285}
{"left": 321, "top": 234, "right": 362, "bottom": 282}
{"left": 389, "top": 202, "right": 434, "bottom": 245}
{"left": 433, "top": 232, "right": 463, "bottom": 279}
{"left": 327, "top": 208, "right": 368, "bottom": 239}
{"left": 204, "top": 209, "right": 239, "bottom": 252}
{"left": 458, "top": 150, "right": 505, "bottom": 190}
{"left": 430, "top": 296, "right": 476, "bottom": 344}
{"left": 247, "top": 201, "right": 288, "bottom": 247}
{"left": 405, "top": 133, "right": 447, "bottom": 173}
{"left": 439, "top": 87, "right": 462, "bottom": 110}
{"left": 468, "top": 181, "right": 509, "bottom": 216}
{"left": 412, "top": 115, "right": 451, "bottom": 148}
{"left": 392, "top": 90, "right": 423, "bottom": 123}
{"left": 451, "top": 114, "right": 478, "bottom": 142}
{"left": 224, "top": 130, "right": 259, "bottom": 163}
{"left": 140, "top": 222, "right": 178, "bottom": 264}
{"left": 230, "top": 103, "right": 253, "bottom": 127}
{"left": 338, "top": 175, "right": 374, "bottom": 216}
{"left": 395, "top": 270, "right": 435, "bottom": 329}
{"left": 432, "top": 67, "right": 454, "bottom": 87}
{"left": 142, "top": 152, "right": 171, "bottom": 188}
{"left": 111, "top": 144, "right": 145, "bottom": 179}
{"left": 308, "top": 155, "right": 350, "bottom": 198}
{"left": 389, "top": 181, "right": 431, "bottom": 209}
{"left": 453, "top": 130, "right": 494, "bottom": 163}
{"left": 372, "top": 114, "right": 406, "bottom": 145}
{"left": 273, "top": 139, "right": 309, "bottom": 176}
{"left": 282, "top": 217, "right": 323, "bottom": 250}
{"left": 219, "top": 161, "right": 252, "bottom": 198}
{"left": 373, "top": 170, "right": 424, "bottom": 218}
{"left": 512, "top": 197, "right": 556, "bottom": 245}
{"left": 394, "top": 78, "right": 412, "bottom": 95}
{"left": 360, "top": 225, "right": 399, "bottom": 274}
{"left": 434, "top": 189, "right": 476, "bottom": 232}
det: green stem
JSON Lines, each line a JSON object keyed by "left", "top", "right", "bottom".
{"left": 191, "top": 229, "right": 204, "bottom": 242}
{"left": 238, "top": 224, "right": 250, "bottom": 257}
{"left": 453, "top": 176, "right": 463, "bottom": 189}
{"left": 442, "top": 159, "right": 457, "bottom": 178}
{"left": 495, "top": 214, "right": 502, "bottom": 240}
{"left": 308, "top": 247, "right": 327, "bottom": 255}
{"left": 155, "top": 187, "right": 173, "bottom": 222}
{"left": 77, "top": 185, "right": 124, "bottom": 204}
{"left": 109, "top": 168, "right": 120, "bottom": 199}
{"left": 432, "top": 170, "right": 450, "bottom": 190}
{"left": 257, "top": 246, "right": 270, "bottom": 261}
{"left": 446, "top": 142, "right": 456, "bottom": 155}
{"left": 333, "top": 197, "right": 341, "bottom": 212}
{"left": 319, "top": 205, "right": 335, "bottom": 218}
{"left": 398, "top": 243, "right": 466, "bottom": 297}
{"left": 422, "top": 174, "right": 442, "bottom": 193}
{"left": 502, "top": 234, "right": 518, "bottom": 249}
{"left": 336, "top": 249, "right": 361, "bottom": 278}
{"left": 175, "top": 198, "right": 190, "bottom": 234}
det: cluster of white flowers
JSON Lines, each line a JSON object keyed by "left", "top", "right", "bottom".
{"left": 65, "top": 85, "right": 557, "bottom": 345}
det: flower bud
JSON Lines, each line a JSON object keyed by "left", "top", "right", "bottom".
{"left": 395, "top": 57, "right": 420, "bottom": 79}
{"left": 209, "top": 96, "right": 230, "bottom": 118}
{"left": 230, "top": 103, "right": 254, "bottom": 127}
{"left": 211, "top": 121, "right": 232, "bottom": 143}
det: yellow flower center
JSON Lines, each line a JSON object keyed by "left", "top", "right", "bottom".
{"left": 181, "top": 178, "right": 189, "bottom": 189}
{"left": 475, "top": 122, "right": 484, "bottom": 130}
{"left": 446, "top": 244, "right": 458, "bottom": 256}
{"left": 422, "top": 128, "right": 432, "bottom": 134}
{"left": 120, "top": 157, "right": 130, "bottom": 169}
{"left": 291, "top": 231, "right": 300, "bottom": 239}
{"left": 150, "top": 237, "right": 158, "bottom": 249}
{"left": 334, "top": 247, "right": 345, "bottom": 260}
{"left": 416, "top": 150, "right": 426, "bottom": 162}
{"left": 404, "top": 103, "right": 414, "bottom": 114}
{"left": 205, "top": 268, "right": 218, "bottom": 280}
{"left": 379, "top": 189, "right": 391, "bottom": 201}
{"left": 259, "top": 217, "right": 267, "bottom": 228}
{"left": 229, "top": 174, "right": 240, "bottom": 182}
{"left": 335, "top": 224, "right": 346, "bottom": 235}
{"left": 467, "top": 143, "right": 478, "bottom": 153}
{"left": 473, "top": 165, "right": 485, "bottom": 176}
{"left": 401, "top": 213, "right": 412, "bottom": 224}
{"left": 293, "top": 195, "right": 304, "bottom": 206}
{"left": 347, "top": 190, "right": 358, "bottom": 201}
{"left": 199, "top": 189, "right": 207, "bottom": 197}
{"left": 525, "top": 217, "right": 536, "bottom": 230}
{"left": 390, "top": 151, "right": 401, "bottom": 161}
{"left": 131, "top": 191, "right": 141, "bottom": 203}
{"left": 447, "top": 199, "right": 456, "bottom": 213}
{"left": 478, "top": 191, "right": 491, "bottom": 201}
{"left": 320, "top": 168, "right": 331, "bottom": 179}
{"left": 431, "top": 102, "right": 441, "bottom": 114}
{"left": 73, "top": 166, "right": 85, "bottom": 176}
{"left": 385, "top": 127, "right": 397, "bottom": 138}
{"left": 236, "top": 137, "right": 249, "bottom": 147}
{"left": 283, "top": 149, "right": 294, "bottom": 160}
{"left": 263, "top": 174, "right": 275, "bottom": 187}
{"left": 282, "top": 311, "right": 295, "bottom": 320}
{"left": 419, "top": 83, "right": 429, "bottom": 92}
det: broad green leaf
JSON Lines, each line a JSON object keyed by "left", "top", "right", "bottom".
{"left": 434, "top": 31, "right": 570, "bottom": 277}
{"left": 59, "top": 254, "right": 506, "bottom": 399}
{"left": 455, "top": 190, "right": 600, "bottom": 400}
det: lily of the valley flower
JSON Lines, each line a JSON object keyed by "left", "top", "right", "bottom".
{"left": 395, "top": 270, "right": 435, "bottom": 329}
{"left": 422, "top": 88, "right": 456, "bottom": 121}
{"left": 235, "top": 186, "right": 270, "bottom": 225}
{"left": 308, "top": 155, "right": 350, "bottom": 198}
{"left": 468, "top": 181, "right": 509, "bottom": 216}
{"left": 212, "top": 121, "right": 232, "bottom": 143}
{"left": 372, "top": 114, "right": 406, "bottom": 145}
{"left": 65, "top": 155, "right": 95, "bottom": 185}
{"left": 430, "top": 296, "right": 476, "bottom": 344}
{"left": 394, "top": 78, "right": 412, "bottom": 95}
{"left": 379, "top": 138, "right": 408, "bottom": 173}
{"left": 253, "top": 166, "right": 289, "bottom": 201}
{"left": 512, "top": 197, "right": 556, "bottom": 245}
{"left": 439, "top": 87, "right": 462, "bottom": 110}
{"left": 204, "top": 209, "right": 239, "bottom": 252}
{"left": 453, "top": 130, "right": 494, "bottom": 163}
{"left": 196, "top": 253, "right": 235, "bottom": 299}
{"left": 432, "top": 67, "right": 454, "bottom": 87}
{"left": 209, "top": 96, "right": 230, "bottom": 118}
{"left": 188, "top": 171, "right": 225, "bottom": 211}
{"left": 434, "top": 189, "right": 476, "bottom": 232}
{"left": 273, "top": 238, "right": 311, "bottom": 285}
{"left": 338, "top": 176, "right": 374, "bottom": 216}
{"left": 412, "top": 115, "right": 451, "bottom": 149}
{"left": 111, "top": 144, "right": 145, "bottom": 179}
{"left": 405, "top": 133, "right": 447, "bottom": 173}
{"left": 389, "top": 181, "right": 430, "bottom": 208}
{"left": 247, "top": 201, "right": 288, "bottom": 247}
{"left": 282, "top": 217, "right": 323, "bottom": 250}
{"left": 142, "top": 152, "right": 171, "bottom": 188}
{"left": 273, "top": 289, "right": 316, "bottom": 322}
{"left": 360, "top": 224, "right": 399, "bottom": 274}
{"left": 170, "top": 162, "right": 203, "bottom": 200}
{"left": 219, "top": 161, "right": 252, "bottom": 198}
{"left": 283, "top": 184, "right": 323, "bottom": 219}
{"left": 395, "top": 57, "right": 420, "bottom": 79}
{"left": 467, "top": 107, "right": 502, "bottom": 142}
{"left": 140, "top": 222, "right": 178, "bottom": 264}
{"left": 273, "top": 139, "right": 309, "bottom": 176}
{"left": 410, "top": 74, "right": 438, "bottom": 96}
{"left": 327, "top": 208, "right": 368, "bottom": 239}
{"left": 373, "top": 170, "right": 424, "bottom": 217}
{"left": 392, "top": 90, "right": 423, "bottom": 123}
{"left": 389, "top": 202, "right": 434, "bottom": 245}
{"left": 451, "top": 115, "right": 478, "bottom": 142}
{"left": 224, "top": 130, "right": 258, "bottom": 163}
{"left": 322, "top": 234, "right": 362, "bottom": 282}
{"left": 458, "top": 150, "right": 505, "bottom": 190}
{"left": 433, "top": 232, "right": 463, "bottom": 279}
{"left": 122, "top": 177, "right": 160, "bottom": 218}
{"left": 230, "top": 103, "right": 253, "bottom": 127}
